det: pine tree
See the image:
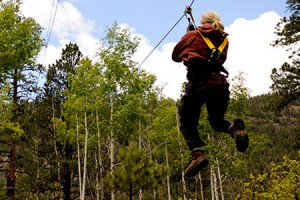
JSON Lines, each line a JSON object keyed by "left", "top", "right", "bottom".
{"left": 44, "top": 43, "right": 83, "bottom": 200}
{"left": 107, "top": 142, "right": 164, "bottom": 200}
{"left": 270, "top": 0, "right": 300, "bottom": 108}
{"left": 0, "top": 1, "right": 43, "bottom": 199}
{"left": 16, "top": 43, "right": 83, "bottom": 199}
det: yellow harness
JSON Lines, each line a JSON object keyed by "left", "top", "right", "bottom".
{"left": 196, "top": 30, "right": 228, "bottom": 61}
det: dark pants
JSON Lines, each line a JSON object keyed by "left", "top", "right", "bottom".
{"left": 178, "top": 75, "right": 232, "bottom": 151}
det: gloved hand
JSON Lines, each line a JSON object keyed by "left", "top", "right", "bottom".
{"left": 187, "top": 23, "right": 195, "bottom": 32}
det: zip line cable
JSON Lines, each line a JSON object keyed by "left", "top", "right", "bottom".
{"left": 136, "top": 15, "right": 184, "bottom": 69}
{"left": 44, "top": 0, "right": 56, "bottom": 46}
{"left": 136, "top": 0, "right": 195, "bottom": 70}
{"left": 116, "top": 0, "right": 196, "bottom": 90}
{"left": 42, "top": 0, "right": 60, "bottom": 65}
{"left": 46, "top": 0, "right": 60, "bottom": 47}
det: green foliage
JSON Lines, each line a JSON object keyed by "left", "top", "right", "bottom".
{"left": 44, "top": 42, "right": 82, "bottom": 100}
{"left": 0, "top": 0, "right": 43, "bottom": 88}
{"left": 56, "top": 23, "right": 164, "bottom": 199}
{"left": 0, "top": 83, "right": 23, "bottom": 146}
{"left": 106, "top": 142, "right": 165, "bottom": 199}
{"left": 0, "top": 177, "right": 6, "bottom": 199}
{"left": 270, "top": 62, "right": 300, "bottom": 109}
{"left": 270, "top": 0, "right": 300, "bottom": 108}
{"left": 0, "top": 87, "right": 23, "bottom": 137}
{"left": 97, "top": 22, "right": 140, "bottom": 93}
{"left": 238, "top": 153, "right": 300, "bottom": 200}
{"left": 0, "top": 4, "right": 43, "bottom": 198}
{"left": 149, "top": 98, "right": 185, "bottom": 174}
{"left": 228, "top": 71, "right": 250, "bottom": 117}
{"left": 246, "top": 94, "right": 300, "bottom": 161}
{"left": 272, "top": 0, "right": 300, "bottom": 48}
{"left": 14, "top": 42, "right": 83, "bottom": 199}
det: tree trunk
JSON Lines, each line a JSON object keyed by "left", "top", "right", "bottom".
{"left": 52, "top": 96, "right": 61, "bottom": 184}
{"left": 175, "top": 106, "right": 187, "bottom": 199}
{"left": 8, "top": 68, "right": 18, "bottom": 200}
{"left": 138, "top": 120, "right": 143, "bottom": 200}
{"left": 109, "top": 93, "right": 115, "bottom": 200}
{"left": 165, "top": 144, "right": 171, "bottom": 200}
{"left": 210, "top": 165, "right": 215, "bottom": 200}
{"left": 146, "top": 131, "right": 156, "bottom": 199}
{"left": 216, "top": 158, "right": 224, "bottom": 200}
{"left": 63, "top": 143, "right": 72, "bottom": 200}
{"left": 129, "top": 185, "right": 133, "bottom": 200}
{"left": 34, "top": 128, "right": 40, "bottom": 200}
{"left": 81, "top": 112, "right": 89, "bottom": 200}
{"left": 95, "top": 153, "right": 100, "bottom": 200}
{"left": 76, "top": 112, "right": 82, "bottom": 199}
{"left": 198, "top": 172, "right": 204, "bottom": 200}
{"left": 96, "top": 111, "right": 104, "bottom": 200}
{"left": 213, "top": 166, "right": 219, "bottom": 200}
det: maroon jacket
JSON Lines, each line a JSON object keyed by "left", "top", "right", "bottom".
{"left": 172, "top": 24, "right": 228, "bottom": 65}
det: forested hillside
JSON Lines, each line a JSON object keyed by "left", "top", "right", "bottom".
{"left": 0, "top": 0, "right": 299, "bottom": 200}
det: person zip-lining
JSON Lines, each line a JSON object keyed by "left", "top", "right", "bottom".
{"left": 172, "top": 10, "right": 249, "bottom": 178}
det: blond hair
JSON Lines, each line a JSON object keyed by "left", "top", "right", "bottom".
{"left": 200, "top": 11, "right": 224, "bottom": 32}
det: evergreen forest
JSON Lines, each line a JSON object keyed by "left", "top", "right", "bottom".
{"left": 0, "top": 0, "right": 299, "bottom": 199}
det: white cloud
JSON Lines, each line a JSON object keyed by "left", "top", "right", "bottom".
{"left": 134, "top": 40, "right": 186, "bottom": 99}
{"left": 37, "top": 45, "right": 61, "bottom": 67}
{"left": 225, "top": 11, "right": 289, "bottom": 96}
{"left": 21, "top": 0, "right": 53, "bottom": 27}
{"left": 121, "top": 23, "right": 186, "bottom": 99}
{"left": 21, "top": 0, "right": 99, "bottom": 66}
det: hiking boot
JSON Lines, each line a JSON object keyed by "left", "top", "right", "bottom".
{"left": 184, "top": 148, "right": 209, "bottom": 178}
{"left": 230, "top": 118, "right": 249, "bottom": 152}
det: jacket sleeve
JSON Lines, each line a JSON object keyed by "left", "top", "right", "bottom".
{"left": 172, "top": 33, "right": 192, "bottom": 62}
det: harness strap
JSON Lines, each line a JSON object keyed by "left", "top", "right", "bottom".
{"left": 196, "top": 30, "right": 229, "bottom": 77}
{"left": 196, "top": 30, "right": 228, "bottom": 54}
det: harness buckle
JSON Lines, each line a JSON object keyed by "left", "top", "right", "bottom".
{"left": 208, "top": 48, "right": 220, "bottom": 63}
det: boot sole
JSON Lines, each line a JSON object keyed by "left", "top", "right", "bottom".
{"left": 184, "top": 158, "right": 209, "bottom": 178}
{"left": 234, "top": 118, "right": 249, "bottom": 152}
{"left": 236, "top": 130, "right": 249, "bottom": 152}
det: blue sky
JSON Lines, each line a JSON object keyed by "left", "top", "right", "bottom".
{"left": 21, "top": 0, "right": 290, "bottom": 99}
{"left": 70, "top": 0, "right": 287, "bottom": 45}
